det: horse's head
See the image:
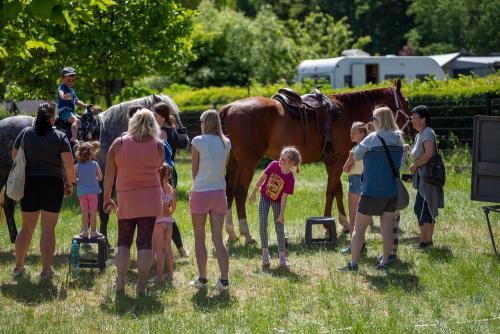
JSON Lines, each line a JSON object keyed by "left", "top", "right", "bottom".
{"left": 391, "top": 80, "right": 412, "bottom": 135}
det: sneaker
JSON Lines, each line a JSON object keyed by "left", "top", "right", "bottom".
{"left": 262, "top": 254, "right": 270, "bottom": 268}
{"left": 375, "top": 262, "right": 389, "bottom": 270}
{"left": 279, "top": 258, "right": 289, "bottom": 268}
{"left": 178, "top": 247, "right": 190, "bottom": 258}
{"left": 40, "top": 270, "right": 55, "bottom": 279}
{"left": 418, "top": 241, "right": 433, "bottom": 249}
{"left": 340, "top": 243, "right": 367, "bottom": 255}
{"left": 337, "top": 261, "right": 358, "bottom": 272}
{"left": 188, "top": 277, "right": 208, "bottom": 289}
{"left": 90, "top": 230, "right": 103, "bottom": 238}
{"left": 378, "top": 254, "right": 398, "bottom": 263}
{"left": 215, "top": 279, "right": 229, "bottom": 291}
{"left": 244, "top": 237, "right": 257, "bottom": 246}
{"left": 12, "top": 267, "right": 24, "bottom": 278}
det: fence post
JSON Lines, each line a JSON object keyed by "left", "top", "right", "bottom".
{"left": 485, "top": 92, "right": 491, "bottom": 116}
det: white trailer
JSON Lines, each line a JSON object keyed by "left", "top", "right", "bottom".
{"left": 297, "top": 55, "right": 445, "bottom": 88}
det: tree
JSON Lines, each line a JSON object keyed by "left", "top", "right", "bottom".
{"left": 407, "top": 0, "right": 500, "bottom": 55}
{"left": 1, "top": 0, "right": 194, "bottom": 105}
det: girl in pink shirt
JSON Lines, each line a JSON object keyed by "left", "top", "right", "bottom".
{"left": 249, "top": 146, "right": 302, "bottom": 268}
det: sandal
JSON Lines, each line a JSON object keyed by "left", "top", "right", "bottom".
{"left": 40, "top": 270, "right": 55, "bottom": 279}
{"left": 12, "top": 266, "right": 25, "bottom": 278}
{"left": 90, "top": 230, "right": 103, "bottom": 238}
{"left": 80, "top": 230, "right": 89, "bottom": 238}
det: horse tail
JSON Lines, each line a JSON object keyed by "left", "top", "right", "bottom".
{"left": 218, "top": 104, "right": 231, "bottom": 136}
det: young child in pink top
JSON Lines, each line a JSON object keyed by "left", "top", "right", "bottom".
{"left": 152, "top": 163, "right": 176, "bottom": 282}
{"left": 249, "top": 146, "right": 302, "bottom": 268}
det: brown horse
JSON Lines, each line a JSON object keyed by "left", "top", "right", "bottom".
{"left": 220, "top": 81, "right": 411, "bottom": 243}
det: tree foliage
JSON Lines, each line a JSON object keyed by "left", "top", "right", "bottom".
{"left": 182, "top": 1, "right": 367, "bottom": 86}
{"left": 0, "top": 0, "right": 194, "bottom": 105}
{"left": 406, "top": 0, "right": 500, "bottom": 55}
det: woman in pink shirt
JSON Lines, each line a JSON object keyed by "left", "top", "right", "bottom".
{"left": 103, "top": 109, "right": 164, "bottom": 295}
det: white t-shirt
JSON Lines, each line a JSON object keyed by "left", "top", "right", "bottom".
{"left": 191, "top": 134, "right": 231, "bottom": 192}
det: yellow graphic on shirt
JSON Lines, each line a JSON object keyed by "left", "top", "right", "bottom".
{"left": 266, "top": 173, "right": 285, "bottom": 201}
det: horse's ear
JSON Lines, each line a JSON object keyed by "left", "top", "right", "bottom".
{"left": 395, "top": 79, "right": 401, "bottom": 92}
{"left": 153, "top": 94, "right": 159, "bottom": 102}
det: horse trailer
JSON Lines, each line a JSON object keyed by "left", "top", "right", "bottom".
{"left": 297, "top": 55, "right": 445, "bottom": 88}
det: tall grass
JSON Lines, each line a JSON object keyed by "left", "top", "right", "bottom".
{"left": 0, "top": 153, "right": 498, "bottom": 333}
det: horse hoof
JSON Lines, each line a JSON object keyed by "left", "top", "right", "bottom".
{"left": 227, "top": 233, "right": 239, "bottom": 243}
{"left": 244, "top": 237, "right": 257, "bottom": 246}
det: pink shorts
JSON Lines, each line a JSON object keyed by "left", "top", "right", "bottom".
{"left": 79, "top": 194, "right": 98, "bottom": 213}
{"left": 189, "top": 190, "right": 227, "bottom": 215}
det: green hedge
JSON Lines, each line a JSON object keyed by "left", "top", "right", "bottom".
{"left": 165, "top": 73, "right": 500, "bottom": 112}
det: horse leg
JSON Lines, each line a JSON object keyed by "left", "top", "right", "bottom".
{"left": 98, "top": 184, "right": 111, "bottom": 249}
{"left": 234, "top": 161, "right": 260, "bottom": 244}
{"left": 225, "top": 154, "right": 239, "bottom": 241}
{"left": 324, "top": 157, "right": 349, "bottom": 235}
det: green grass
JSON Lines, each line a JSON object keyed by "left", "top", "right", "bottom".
{"left": 0, "top": 153, "right": 499, "bottom": 333}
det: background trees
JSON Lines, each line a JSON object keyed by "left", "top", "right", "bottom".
{"left": 1, "top": 0, "right": 498, "bottom": 102}
{"left": 0, "top": 0, "right": 193, "bottom": 104}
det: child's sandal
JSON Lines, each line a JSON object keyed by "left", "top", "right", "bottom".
{"left": 80, "top": 230, "right": 89, "bottom": 238}
{"left": 90, "top": 230, "right": 103, "bottom": 238}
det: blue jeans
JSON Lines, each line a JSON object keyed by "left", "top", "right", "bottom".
{"left": 348, "top": 174, "right": 362, "bottom": 194}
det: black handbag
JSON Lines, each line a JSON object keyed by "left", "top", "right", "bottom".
{"left": 378, "top": 135, "right": 409, "bottom": 210}
{"left": 424, "top": 140, "right": 446, "bottom": 187}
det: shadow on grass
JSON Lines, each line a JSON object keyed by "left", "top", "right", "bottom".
{"left": 227, "top": 242, "right": 261, "bottom": 259}
{"left": 362, "top": 256, "right": 421, "bottom": 293}
{"left": 262, "top": 265, "right": 309, "bottom": 284}
{"left": 99, "top": 291, "right": 164, "bottom": 317}
{"left": 1, "top": 275, "right": 68, "bottom": 304}
{"left": 290, "top": 240, "right": 337, "bottom": 256}
{"left": 0, "top": 251, "right": 70, "bottom": 270}
{"left": 364, "top": 270, "right": 421, "bottom": 294}
{"left": 66, "top": 269, "right": 102, "bottom": 290}
{"left": 425, "top": 245, "right": 454, "bottom": 263}
{"left": 399, "top": 236, "right": 421, "bottom": 246}
{"left": 191, "top": 287, "right": 236, "bottom": 312}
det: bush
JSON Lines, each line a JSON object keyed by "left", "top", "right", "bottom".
{"left": 165, "top": 73, "right": 500, "bottom": 111}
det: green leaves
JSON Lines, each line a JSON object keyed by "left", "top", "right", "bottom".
{"left": 1, "top": 0, "right": 193, "bottom": 104}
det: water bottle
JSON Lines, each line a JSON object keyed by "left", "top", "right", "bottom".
{"left": 70, "top": 240, "right": 80, "bottom": 274}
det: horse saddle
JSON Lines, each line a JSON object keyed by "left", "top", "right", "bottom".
{"left": 55, "top": 107, "right": 98, "bottom": 143}
{"left": 272, "top": 88, "right": 339, "bottom": 120}
{"left": 272, "top": 87, "right": 340, "bottom": 162}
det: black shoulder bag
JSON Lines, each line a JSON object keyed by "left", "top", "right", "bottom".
{"left": 424, "top": 139, "right": 446, "bottom": 187}
{"left": 377, "top": 135, "right": 409, "bottom": 210}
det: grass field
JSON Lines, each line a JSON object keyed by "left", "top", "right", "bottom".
{"left": 0, "top": 152, "right": 499, "bottom": 333}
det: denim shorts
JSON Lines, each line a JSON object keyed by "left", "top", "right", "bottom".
{"left": 58, "top": 108, "right": 77, "bottom": 123}
{"left": 414, "top": 192, "right": 435, "bottom": 225}
{"left": 348, "top": 174, "right": 362, "bottom": 194}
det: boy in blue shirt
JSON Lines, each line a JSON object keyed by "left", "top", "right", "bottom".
{"left": 57, "top": 66, "right": 88, "bottom": 144}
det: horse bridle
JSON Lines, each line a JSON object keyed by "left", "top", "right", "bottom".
{"left": 392, "top": 87, "right": 411, "bottom": 132}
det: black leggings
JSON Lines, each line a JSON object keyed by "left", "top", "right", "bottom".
{"left": 172, "top": 221, "right": 183, "bottom": 249}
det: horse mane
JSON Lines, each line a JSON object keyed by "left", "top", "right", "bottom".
{"left": 95, "top": 94, "right": 186, "bottom": 168}
{"left": 332, "top": 86, "right": 391, "bottom": 107}
{"left": 330, "top": 86, "right": 393, "bottom": 121}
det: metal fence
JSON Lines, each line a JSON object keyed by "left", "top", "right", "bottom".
{"left": 410, "top": 93, "right": 500, "bottom": 144}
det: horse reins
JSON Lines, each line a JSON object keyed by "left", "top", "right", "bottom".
{"left": 392, "top": 87, "right": 411, "bottom": 132}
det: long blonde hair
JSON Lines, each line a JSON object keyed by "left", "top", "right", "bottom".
{"left": 373, "top": 106, "right": 399, "bottom": 132}
{"left": 200, "top": 109, "right": 228, "bottom": 148}
{"left": 127, "top": 108, "right": 160, "bottom": 140}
